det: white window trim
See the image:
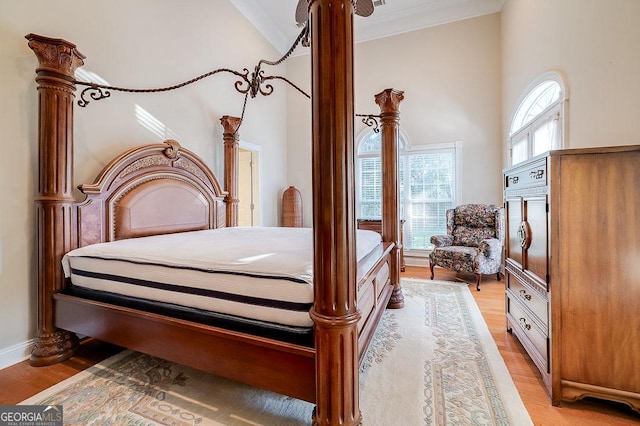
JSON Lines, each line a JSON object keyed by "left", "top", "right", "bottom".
{"left": 355, "top": 126, "right": 462, "bottom": 256}
{"left": 508, "top": 71, "right": 569, "bottom": 166}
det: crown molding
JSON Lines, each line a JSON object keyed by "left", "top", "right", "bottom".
{"left": 229, "top": 0, "right": 295, "bottom": 54}
{"left": 356, "top": 0, "right": 505, "bottom": 43}
{"left": 231, "top": 0, "right": 505, "bottom": 55}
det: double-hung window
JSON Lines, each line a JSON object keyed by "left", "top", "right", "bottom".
{"left": 356, "top": 129, "right": 460, "bottom": 253}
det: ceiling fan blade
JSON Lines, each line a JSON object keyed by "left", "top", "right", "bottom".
{"left": 296, "top": 0, "right": 374, "bottom": 24}
{"left": 355, "top": 0, "right": 375, "bottom": 17}
{"left": 295, "top": 0, "right": 309, "bottom": 25}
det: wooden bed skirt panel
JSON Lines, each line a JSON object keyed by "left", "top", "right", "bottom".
{"left": 354, "top": 242, "right": 393, "bottom": 340}
{"left": 357, "top": 264, "right": 393, "bottom": 364}
{"left": 357, "top": 280, "right": 376, "bottom": 335}
{"left": 357, "top": 255, "right": 390, "bottom": 333}
{"left": 53, "top": 294, "right": 317, "bottom": 402}
{"left": 359, "top": 283, "right": 393, "bottom": 364}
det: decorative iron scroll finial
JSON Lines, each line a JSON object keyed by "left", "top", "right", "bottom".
{"left": 78, "top": 84, "right": 110, "bottom": 107}
{"left": 356, "top": 114, "right": 381, "bottom": 132}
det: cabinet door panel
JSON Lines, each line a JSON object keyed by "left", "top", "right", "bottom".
{"left": 505, "top": 198, "right": 523, "bottom": 267}
{"left": 524, "top": 196, "right": 548, "bottom": 287}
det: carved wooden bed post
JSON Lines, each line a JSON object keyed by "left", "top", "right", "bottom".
{"left": 25, "top": 34, "right": 85, "bottom": 366}
{"left": 308, "top": 0, "right": 360, "bottom": 425}
{"left": 220, "top": 115, "right": 241, "bottom": 227}
{"left": 377, "top": 88, "right": 405, "bottom": 309}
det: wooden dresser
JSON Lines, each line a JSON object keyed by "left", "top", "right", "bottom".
{"left": 357, "top": 219, "right": 405, "bottom": 271}
{"left": 503, "top": 145, "right": 640, "bottom": 413}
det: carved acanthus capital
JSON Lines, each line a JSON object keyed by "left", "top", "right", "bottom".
{"left": 374, "top": 88, "right": 405, "bottom": 114}
{"left": 220, "top": 115, "right": 242, "bottom": 138}
{"left": 25, "top": 34, "right": 85, "bottom": 79}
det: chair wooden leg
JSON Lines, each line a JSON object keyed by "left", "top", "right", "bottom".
{"left": 496, "top": 272, "right": 501, "bottom": 281}
{"left": 430, "top": 262, "right": 435, "bottom": 280}
{"left": 475, "top": 273, "right": 482, "bottom": 291}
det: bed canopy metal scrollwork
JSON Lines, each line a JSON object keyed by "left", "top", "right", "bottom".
{"left": 74, "top": 25, "right": 311, "bottom": 127}
{"left": 71, "top": 6, "right": 382, "bottom": 133}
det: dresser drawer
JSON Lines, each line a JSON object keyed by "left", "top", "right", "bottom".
{"left": 507, "top": 295, "right": 549, "bottom": 373}
{"left": 506, "top": 273, "right": 548, "bottom": 329}
{"left": 504, "top": 157, "right": 547, "bottom": 192}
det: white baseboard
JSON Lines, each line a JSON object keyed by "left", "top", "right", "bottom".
{"left": 0, "top": 339, "right": 34, "bottom": 371}
{"left": 404, "top": 253, "right": 429, "bottom": 268}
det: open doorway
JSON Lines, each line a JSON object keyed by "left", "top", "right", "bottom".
{"left": 237, "top": 142, "right": 260, "bottom": 226}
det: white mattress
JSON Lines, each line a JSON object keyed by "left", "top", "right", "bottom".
{"left": 62, "top": 227, "right": 381, "bottom": 331}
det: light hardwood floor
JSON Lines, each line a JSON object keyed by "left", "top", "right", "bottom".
{"left": 409, "top": 266, "right": 640, "bottom": 426}
{"left": 1, "top": 266, "right": 639, "bottom": 425}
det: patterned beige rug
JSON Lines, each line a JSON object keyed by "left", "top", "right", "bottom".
{"left": 22, "top": 279, "right": 532, "bottom": 425}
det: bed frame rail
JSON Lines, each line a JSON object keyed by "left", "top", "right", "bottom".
{"left": 52, "top": 240, "right": 393, "bottom": 403}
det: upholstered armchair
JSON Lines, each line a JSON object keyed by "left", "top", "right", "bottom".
{"left": 429, "top": 204, "right": 504, "bottom": 291}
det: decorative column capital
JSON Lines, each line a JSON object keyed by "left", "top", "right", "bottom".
{"left": 220, "top": 115, "right": 242, "bottom": 138}
{"left": 26, "top": 33, "right": 85, "bottom": 78}
{"left": 374, "top": 88, "right": 405, "bottom": 114}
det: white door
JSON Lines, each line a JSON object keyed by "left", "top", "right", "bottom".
{"left": 237, "top": 146, "right": 260, "bottom": 226}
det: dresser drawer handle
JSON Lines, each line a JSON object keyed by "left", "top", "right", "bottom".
{"left": 519, "top": 317, "right": 532, "bottom": 330}
{"left": 519, "top": 289, "right": 532, "bottom": 301}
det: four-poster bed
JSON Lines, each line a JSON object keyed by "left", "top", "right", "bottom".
{"left": 27, "top": 1, "right": 404, "bottom": 424}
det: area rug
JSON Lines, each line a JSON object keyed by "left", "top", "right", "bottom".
{"left": 22, "top": 279, "right": 532, "bottom": 425}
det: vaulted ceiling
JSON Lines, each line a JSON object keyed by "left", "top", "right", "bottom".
{"left": 230, "top": 0, "right": 505, "bottom": 54}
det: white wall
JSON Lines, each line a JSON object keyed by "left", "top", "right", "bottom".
{"left": 286, "top": 13, "right": 503, "bottom": 227}
{"left": 501, "top": 0, "right": 640, "bottom": 159}
{"left": 0, "top": 0, "right": 287, "bottom": 366}
{"left": 5, "top": 0, "right": 638, "bottom": 369}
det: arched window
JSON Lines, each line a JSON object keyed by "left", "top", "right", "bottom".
{"left": 355, "top": 128, "right": 461, "bottom": 252}
{"left": 509, "top": 72, "right": 568, "bottom": 165}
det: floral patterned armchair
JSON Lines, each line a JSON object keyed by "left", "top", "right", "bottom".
{"left": 429, "top": 204, "right": 505, "bottom": 291}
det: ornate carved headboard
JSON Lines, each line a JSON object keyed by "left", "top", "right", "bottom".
{"left": 74, "top": 140, "right": 227, "bottom": 247}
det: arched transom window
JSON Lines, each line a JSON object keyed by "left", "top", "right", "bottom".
{"left": 509, "top": 72, "right": 568, "bottom": 165}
